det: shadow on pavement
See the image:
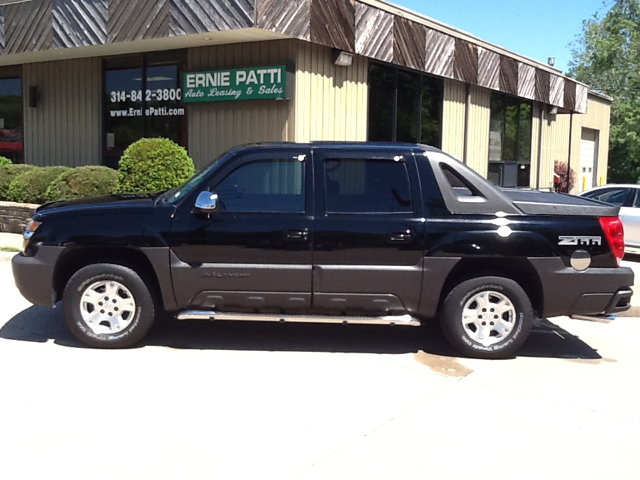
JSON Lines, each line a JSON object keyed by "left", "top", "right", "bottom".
{"left": 521, "top": 318, "right": 602, "bottom": 360}
{"left": 0, "top": 304, "right": 602, "bottom": 361}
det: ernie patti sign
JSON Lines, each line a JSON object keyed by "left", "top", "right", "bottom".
{"left": 182, "top": 65, "right": 287, "bottom": 103}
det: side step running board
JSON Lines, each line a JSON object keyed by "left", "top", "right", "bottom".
{"left": 570, "top": 314, "right": 617, "bottom": 324}
{"left": 176, "top": 311, "right": 421, "bottom": 327}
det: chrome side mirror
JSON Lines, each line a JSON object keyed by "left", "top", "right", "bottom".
{"left": 195, "top": 191, "right": 220, "bottom": 214}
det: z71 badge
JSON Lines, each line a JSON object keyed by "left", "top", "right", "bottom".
{"left": 559, "top": 236, "right": 602, "bottom": 246}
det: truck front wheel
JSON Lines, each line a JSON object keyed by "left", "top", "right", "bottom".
{"left": 441, "top": 276, "right": 533, "bottom": 359}
{"left": 63, "top": 263, "right": 156, "bottom": 348}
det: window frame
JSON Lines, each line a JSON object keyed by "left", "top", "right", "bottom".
{"left": 367, "top": 61, "right": 444, "bottom": 148}
{"left": 181, "top": 148, "right": 313, "bottom": 215}
{"left": 211, "top": 157, "right": 307, "bottom": 214}
{"left": 313, "top": 148, "right": 422, "bottom": 217}
{"left": 488, "top": 92, "right": 533, "bottom": 188}
{"left": 584, "top": 187, "right": 632, "bottom": 207}
{"left": 102, "top": 52, "right": 188, "bottom": 168}
{"left": 0, "top": 75, "right": 24, "bottom": 164}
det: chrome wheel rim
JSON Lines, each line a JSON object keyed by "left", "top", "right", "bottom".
{"left": 461, "top": 290, "right": 516, "bottom": 347}
{"left": 79, "top": 280, "right": 136, "bottom": 335}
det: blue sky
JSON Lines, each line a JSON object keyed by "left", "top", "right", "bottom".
{"left": 392, "top": 0, "right": 615, "bottom": 73}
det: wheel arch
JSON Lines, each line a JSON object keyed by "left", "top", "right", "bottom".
{"left": 437, "top": 258, "right": 544, "bottom": 318}
{"left": 53, "top": 247, "right": 164, "bottom": 308}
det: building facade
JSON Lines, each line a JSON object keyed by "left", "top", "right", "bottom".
{"left": 0, "top": 0, "right": 610, "bottom": 191}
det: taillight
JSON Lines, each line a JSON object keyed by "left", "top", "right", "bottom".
{"left": 599, "top": 216, "right": 625, "bottom": 265}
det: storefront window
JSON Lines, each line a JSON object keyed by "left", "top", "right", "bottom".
{"left": 104, "top": 53, "right": 187, "bottom": 168}
{"left": 368, "top": 64, "right": 395, "bottom": 142}
{"left": 488, "top": 93, "right": 533, "bottom": 187}
{"left": 0, "top": 77, "right": 23, "bottom": 163}
{"left": 368, "top": 63, "right": 443, "bottom": 148}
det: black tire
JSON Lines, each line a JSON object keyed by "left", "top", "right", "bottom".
{"left": 440, "top": 276, "right": 533, "bottom": 359}
{"left": 63, "top": 263, "right": 156, "bottom": 348}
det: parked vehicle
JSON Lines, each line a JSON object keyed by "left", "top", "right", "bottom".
{"left": 579, "top": 185, "right": 640, "bottom": 248}
{"left": 12, "top": 143, "right": 634, "bottom": 358}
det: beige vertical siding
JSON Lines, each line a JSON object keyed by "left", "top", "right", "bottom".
{"left": 187, "top": 40, "right": 296, "bottom": 168}
{"left": 530, "top": 102, "right": 542, "bottom": 189}
{"left": 294, "top": 42, "right": 368, "bottom": 142}
{"left": 23, "top": 58, "right": 102, "bottom": 166}
{"left": 534, "top": 94, "right": 611, "bottom": 192}
{"left": 538, "top": 109, "right": 571, "bottom": 191}
{"left": 465, "top": 85, "right": 490, "bottom": 176}
{"left": 441, "top": 79, "right": 466, "bottom": 161}
{"left": 187, "top": 40, "right": 368, "bottom": 168}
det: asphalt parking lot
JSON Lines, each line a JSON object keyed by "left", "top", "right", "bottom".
{"left": 1, "top": 252, "right": 640, "bottom": 479}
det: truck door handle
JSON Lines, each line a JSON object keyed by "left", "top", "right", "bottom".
{"left": 388, "top": 230, "right": 413, "bottom": 243}
{"left": 284, "top": 229, "right": 309, "bottom": 241}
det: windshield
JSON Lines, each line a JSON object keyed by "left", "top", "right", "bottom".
{"left": 162, "top": 150, "right": 235, "bottom": 204}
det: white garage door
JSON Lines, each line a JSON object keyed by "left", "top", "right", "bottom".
{"left": 579, "top": 128, "right": 598, "bottom": 192}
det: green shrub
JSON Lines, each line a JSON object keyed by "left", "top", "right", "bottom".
{"left": 8, "top": 166, "right": 71, "bottom": 204}
{"left": 46, "top": 166, "right": 118, "bottom": 201}
{"left": 117, "top": 138, "right": 195, "bottom": 194}
{"left": 0, "top": 156, "right": 12, "bottom": 166}
{"left": 0, "top": 164, "right": 37, "bottom": 201}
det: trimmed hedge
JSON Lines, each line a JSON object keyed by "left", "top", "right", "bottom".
{"left": 46, "top": 166, "right": 118, "bottom": 201}
{"left": 0, "top": 156, "right": 12, "bottom": 166}
{"left": 117, "top": 138, "right": 195, "bottom": 194}
{"left": 0, "top": 164, "right": 37, "bottom": 201}
{"left": 8, "top": 166, "right": 70, "bottom": 204}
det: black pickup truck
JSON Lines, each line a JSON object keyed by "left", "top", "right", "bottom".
{"left": 12, "top": 142, "right": 634, "bottom": 358}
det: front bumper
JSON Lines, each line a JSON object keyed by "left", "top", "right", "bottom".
{"left": 530, "top": 258, "right": 634, "bottom": 318}
{"left": 12, "top": 247, "right": 64, "bottom": 307}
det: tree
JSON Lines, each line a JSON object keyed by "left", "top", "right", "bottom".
{"left": 568, "top": 0, "right": 640, "bottom": 183}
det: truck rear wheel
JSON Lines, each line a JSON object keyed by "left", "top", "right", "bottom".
{"left": 441, "top": 276, "right": 533, "bottom": 359}
{"left": 63, "top": 263, "right": 156, "bottom": 348}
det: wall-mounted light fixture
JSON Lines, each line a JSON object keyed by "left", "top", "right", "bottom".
{"left": 28, "top": 86, "right": 39, "bottom": 108}
{"left": 549, "top": 105, "right": 558, "bottom": 115}
{"left": 333, "top": 50, "right": 353, "bottom": 67}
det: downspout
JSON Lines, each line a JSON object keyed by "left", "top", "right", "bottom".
{"left": 463, "top": 83, "right": 471, "bottom": 164}
{"left": 536, "top": 104, "right": 544, "bottom": 190}
{"left": 567, "top": 112, "right": 574, "bottom": 192}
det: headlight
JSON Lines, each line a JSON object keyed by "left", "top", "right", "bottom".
{"left": 23, "top": 219, "right": 42, "bottom": 251}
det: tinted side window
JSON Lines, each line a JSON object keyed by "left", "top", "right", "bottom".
{"left": 324, "top": 159, "right": 412, "bottom": 213}
{"left": 215, "top": 159, "right": 304, "bottom": 213}
{"left": 588, "top": 188, "right": 629, "bottom": 206}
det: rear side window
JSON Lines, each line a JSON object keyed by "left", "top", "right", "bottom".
{"left": 214, "top": 159, "right": 304, "bottom": 213}
{"left": 324, "top": 158, "right": 412, "bottom": 213}
{"left": 585, "top": 188, "right": 629, "bottom": 207}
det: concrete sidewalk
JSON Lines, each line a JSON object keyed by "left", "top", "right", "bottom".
{"left": 0, "top": 232, "right": 22, "bottom": 251}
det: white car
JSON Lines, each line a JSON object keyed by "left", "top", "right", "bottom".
{"left": 579, "top": 185, "right": 640, "bottom": 248}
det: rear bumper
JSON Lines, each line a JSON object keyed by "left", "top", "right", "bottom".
{"left": 529, "top": 258, "right": 634, "bottom": 317}
{"left": 12, "top": 247, "right": 64, "bottom": 307}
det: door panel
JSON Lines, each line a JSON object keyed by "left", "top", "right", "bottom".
{"left": 620, "top": 206, "right": 640, "bottom": 248}
{"left": 168, "top": 148, "right": 313, "bottom": 310}
{"left": 312, "top": 149, "right": 425, "bottom": 315}
{"left": 579, "top": 128, "right": 598, "bottom": 192}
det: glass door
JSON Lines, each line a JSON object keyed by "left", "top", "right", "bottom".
{"left": 103, "top": 52, "right": 187, "bottom": 168}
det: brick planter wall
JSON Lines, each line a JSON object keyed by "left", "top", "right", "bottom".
{"left": 0, "top": 201, "right": 40, "bottom": 234}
